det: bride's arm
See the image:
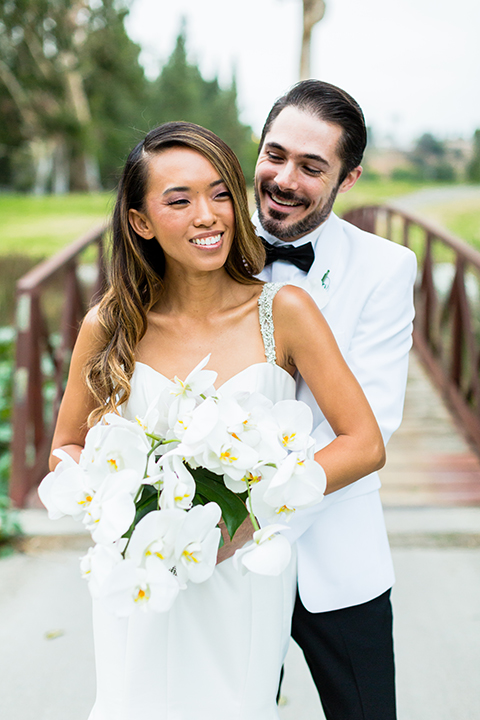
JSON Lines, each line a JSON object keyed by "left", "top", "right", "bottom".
{"left": 49, "top": 307, "right": 104, "bottom": 470}
{"left": 274, "top": 285, "right": 385, "bottom": 495}
{"left": 216, "top": 286, "right": 385, "bottom": 563}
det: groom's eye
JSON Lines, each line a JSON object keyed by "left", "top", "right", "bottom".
{"left": 267, "top": 152, "right": 283, "bottom": 162}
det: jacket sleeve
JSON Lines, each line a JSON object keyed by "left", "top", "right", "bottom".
{"left": 343, "top": 247, "right": 417, "bottom": 444}
{"left": 272, "top": 246, "right": 417, "bottom": 544}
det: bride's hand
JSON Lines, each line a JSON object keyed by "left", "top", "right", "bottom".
{"left": 216, "top": 517, "right": 253, "bottom": 564}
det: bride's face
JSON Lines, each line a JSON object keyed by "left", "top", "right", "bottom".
{"left": 128, "top": 147, "right": 235, "bottom": 275}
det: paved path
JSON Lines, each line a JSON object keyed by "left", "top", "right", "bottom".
{"left": 390, "top": 184, "right": 480, "bottom": 214}
{"left": 1, "top": 352, "right": 480, "bottom": 719}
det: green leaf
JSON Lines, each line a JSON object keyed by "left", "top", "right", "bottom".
{"left": 128, "top": 484, "right": 159, "bottom": 534}
{"left": 192, "top": 467, "right": 248, "bottom": 540}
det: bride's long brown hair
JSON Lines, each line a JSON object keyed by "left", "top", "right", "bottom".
{"left": 85, "top": 122, "right": 266, "bottom": 424}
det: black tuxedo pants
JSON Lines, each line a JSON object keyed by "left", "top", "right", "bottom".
{"left": 291, "top": 588, "right": 396, "bottom": 720}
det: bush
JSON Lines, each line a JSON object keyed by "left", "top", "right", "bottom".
{"left": 0, "top": 495, "right": 21, "bottom": 550}
{"left": 390, "top": 167, "right": 424, "bottom": 183}
{"left": 0, "top": 327, "right": 20, "bottom": 547}
{"left": 0, "top": 327, "right": 14, "bottom": 498}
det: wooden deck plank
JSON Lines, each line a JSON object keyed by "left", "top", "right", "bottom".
{"left": 380, "top": 351, "right": 480, "bottom": 506}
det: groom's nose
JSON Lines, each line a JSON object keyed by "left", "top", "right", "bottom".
{"left": 274, "top": 160, "right": 299, "bottom": 192}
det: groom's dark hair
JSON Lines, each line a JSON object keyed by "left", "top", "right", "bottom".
{"left": 258, "top": 80, "right": 367, "bottom": 184}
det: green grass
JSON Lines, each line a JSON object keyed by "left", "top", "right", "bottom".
{"left": 332, "top": 178, "right": 432, "bottom": 216}
{"left": 333, "top": 180, "right": 480, "bottom": 261}
{"left": 0, "top": 192, "right": 113, "bottom": 257}
{"left": 415, "top": 198, "right": 480, "bottom": 251}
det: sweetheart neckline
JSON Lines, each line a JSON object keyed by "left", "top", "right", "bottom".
{"left": 134, "top": 360, "right": 295, "bottom": 392}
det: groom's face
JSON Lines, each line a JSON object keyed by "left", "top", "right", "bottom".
{"left": 255, "top": 106, "right": 350, "bottom": 241}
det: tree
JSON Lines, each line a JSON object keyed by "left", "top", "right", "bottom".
{"left": 81, "top": 0, "right": 150, "bottom": 188}
{"left": 0, "top": 0, "right": 147, "bottom": 192}
{"left": 0, "top": 0, "right": 99, "bottom": 192}
{"left": 410, "top": 133, "right": 455, "bottom": 182}
{"left": 148, "top": 26, "right": 257, "bottom": 181}
{"left": 467, "top": 129, "right": 480, "bottom": 182}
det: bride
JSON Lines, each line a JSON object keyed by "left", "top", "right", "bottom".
{"left": 49, "top": 122, "right": 384, "bottom": 719}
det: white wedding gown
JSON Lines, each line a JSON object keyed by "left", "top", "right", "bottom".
{"left": 88, "top": 283, "right": 297, "bottom": 720}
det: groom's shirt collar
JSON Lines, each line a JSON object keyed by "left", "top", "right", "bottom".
{"left": 252, "top": 210, "right": 333, "bottom": 284}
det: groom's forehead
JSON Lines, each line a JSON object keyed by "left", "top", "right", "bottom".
{"left": 263, "top": 107, "right": 343, "bottom": 162}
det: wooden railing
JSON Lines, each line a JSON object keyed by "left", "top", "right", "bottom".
{"left": 344, "top": 204, "right": 480, "bottom": 456}
{"left": 10, "top": 203, "right": 480, "bottom": 505}
{"left": 10, "top": 225, "right": 108, "bottom": 506}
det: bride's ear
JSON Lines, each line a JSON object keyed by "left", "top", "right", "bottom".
{"left": 128, "top": 208, "right": 155, "bottom": 240}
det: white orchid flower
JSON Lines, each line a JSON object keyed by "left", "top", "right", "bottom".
{"left": 101, "top": 557, "right": 181, "bottom": 616}
{"left": 83, "top": 470, "right": 138, "bottom": 544}
{"left": 170, "top": 354, "right": 217, "bottom": 403}
{"left": 174, "top": 503, "right": 221, "bottom": 584}
{"left": 222, "top": 460, "right": 277, "bottom": 494}
{"left": 271, "top": 400, "right": 315, "bottom": 452}
{"left": 167, "top": 395, "right": 196, "bottom": 440}
{"left": 38, "top": 450, "right": 95, "bottom": 521}
{"left": 181, "top": 396, "right": 223, "bottom": 447}
{"left": 131, "top": 391, "right": 171, "bottom": 438}
{"left": 80, "top": 419, "right": 154, "bottom": 485}
{"left": 265, "top": 453, "right": 327, "bottom": 508}
{"left": 126, "top": 509, "right": 185, "bottom": 569}
{"left": 158, "top": 454, "right": 196, "bottom": 510}
{"left": 233, "top": 525, "right": 291, "bottom": 576}
{"left": 80, "top": 543, "right": 123, "bottom": 598}
{"left": 250, "top": 453, "right": 326, "bottom": 523}
{"left": 200, "top": 436, "right": 259, "bottom": 488}
{"left": 217, "top": 392, "right": 274, "bottom": 449}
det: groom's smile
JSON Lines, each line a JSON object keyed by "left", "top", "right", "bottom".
{"left": 261, "top": 181, "right": 308, "bottom": 219}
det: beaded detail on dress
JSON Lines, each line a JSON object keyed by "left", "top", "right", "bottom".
{"left": 258, "top": 282, "right": 286, "bottom": 365}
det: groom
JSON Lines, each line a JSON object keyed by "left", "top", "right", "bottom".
{"left": 253, "top": 80, "right": 416, "bottom": 719}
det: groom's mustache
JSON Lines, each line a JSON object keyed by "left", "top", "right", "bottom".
{"left": 261, "top": 182, "right": 308, "bottom": 208}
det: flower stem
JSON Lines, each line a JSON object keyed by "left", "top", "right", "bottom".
{"left": 144, "top": 438, "right": 176, "bottom": 477}
{"left": 245, "top": 480, "right": 260, "bottom": 532}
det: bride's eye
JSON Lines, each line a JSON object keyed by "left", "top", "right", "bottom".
{"left": 214, "top": 190, "right": 231, "bottom": 201}
{"left": 168, "top": 198, "right": 189, "bottom": 206}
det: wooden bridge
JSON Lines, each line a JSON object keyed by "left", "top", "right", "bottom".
{"left": 9, "top": 205, "right": 480, "bottom": 508}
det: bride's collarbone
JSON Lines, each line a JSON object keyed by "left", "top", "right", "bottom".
{"left": 148, "top": 284, "right": 263, "bottom": 329}
{"left": 136, "top": 293, "right": 267, "bottom": 380}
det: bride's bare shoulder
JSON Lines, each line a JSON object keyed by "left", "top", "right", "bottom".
{"left": 73, "top": 304, "right": 107, "bottom": 359}
{"left": 273, "top": 284, "right": 324, "bottom": 322}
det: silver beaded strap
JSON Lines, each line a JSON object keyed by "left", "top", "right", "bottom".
{"left": 258, "top": 282, "right": 286, "bottom": 365}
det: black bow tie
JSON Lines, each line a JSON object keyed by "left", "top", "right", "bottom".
{"left": 261, "top": 237, "right": 315, "bottom": 273}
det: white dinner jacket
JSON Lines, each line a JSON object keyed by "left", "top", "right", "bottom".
{"left": 254, "top": 211, "right": 417, "bottom": 612}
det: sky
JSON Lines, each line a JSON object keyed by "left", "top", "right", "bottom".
{"left": 125, "top": 0, "right": 480, "bottom": 148}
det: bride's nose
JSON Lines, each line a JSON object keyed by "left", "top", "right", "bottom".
{"left": 193, "top": 197, "right": 216, "bottom": 227}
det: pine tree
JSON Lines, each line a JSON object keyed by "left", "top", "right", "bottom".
{"left": 148, "top": 27, "right": 257, "bottom": 181}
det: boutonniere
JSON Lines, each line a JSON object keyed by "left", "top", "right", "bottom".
{"left": 321, "top": 270, "right": 330, "bottom": 290}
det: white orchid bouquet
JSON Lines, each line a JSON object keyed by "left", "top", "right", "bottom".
{"left": 38, "top": 356, "right": 326, "bottom": 617}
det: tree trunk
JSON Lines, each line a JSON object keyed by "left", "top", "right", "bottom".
{"left": 300, "top": 0, "right": 326, "bottom": 80}
{"left": 31, "top": 139, "right": 54, "bottom": 195}
{"left": 52, "top": 137, "right": 70, "bottom": 195}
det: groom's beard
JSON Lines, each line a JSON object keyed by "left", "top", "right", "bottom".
{"left": 255, "top": 181, "right": 339, "bottom": 241}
